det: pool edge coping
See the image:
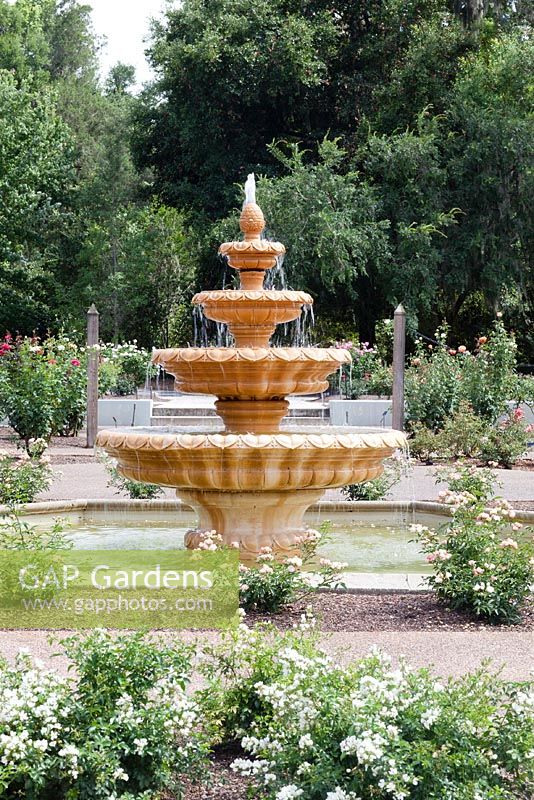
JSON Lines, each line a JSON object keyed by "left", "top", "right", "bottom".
{"left": 2, "top": 498, "right": 533, "bottom": 524}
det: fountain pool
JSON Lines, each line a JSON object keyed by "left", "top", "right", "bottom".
{"left": 11, "top": 501, "right": 458, "bottom": 576}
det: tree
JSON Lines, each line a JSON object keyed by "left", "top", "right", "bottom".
{"left": 0, "top": 0, "right": 49, "bottom": 81}
{"left": 219, "top": 138, "right": 391, "bottom": 339}
{"left": 105, "top": 62, "right": 136, "bottom": 96}
{"left": 358, "top": 114, "right": 458, "bottom": 332}
{"left": 440, "top": 33, "right": 534, "bottom": 347}
{"left": 78, "top": 204, "right": 195, "bottom": 346}
{"left": 0, "top": 70, "right": 75, "bottom": 333}
{"left": 134, "top": 0, "right": 340, "bottom": 215}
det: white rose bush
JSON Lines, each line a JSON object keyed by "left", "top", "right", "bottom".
{"left": 0, "top": 630, "right": 207, "bottom": 799}
{"left": 1, "top": 623, "right": 533, "bottom": 798}
{"left": 195, "top": 526, "right": 346, "bottom": 613}
{"left": 203, "top": 621, "right": 534, "bottom": 800}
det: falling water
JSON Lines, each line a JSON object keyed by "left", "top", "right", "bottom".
{"left": 193, "top": 303, "right": 233, "bottom": 348}
{"left": 142, "top": 358, "right": 153, "bottom": 398}
{"left": 155, "top": 363, "right": 163, "bottom": 394}
{"left": 221, "top": 255, "right": 229, "bottom": 290}
{"left": 264, "top": 254, "right": 288, "bottom": 290}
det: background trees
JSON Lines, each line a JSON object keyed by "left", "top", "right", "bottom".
{"left": 0, "top": 0, "right": 532, "bottom": 357}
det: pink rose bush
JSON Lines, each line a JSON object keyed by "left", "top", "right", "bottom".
{"left": 194, "top": 527, "right": 346, "bottom": 613}
{"left": 414, "top": 463, "right": 533, "bottom": 623}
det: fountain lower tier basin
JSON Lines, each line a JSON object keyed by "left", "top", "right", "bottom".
{"left": 95, "top": 427, "right": 405, "bottom": 554}
{"left": 151, "top": 347, "right": 351, "bottom": 399}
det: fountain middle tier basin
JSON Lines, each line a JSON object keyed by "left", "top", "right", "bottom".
{"left": 152, "top": 346, "right": 351, "bottom": 398}
{"left": 96, "top": 426, "right": 405, "bottom": 554}
{"left": 193, "top": 289, "right": 314, "bottom": 347}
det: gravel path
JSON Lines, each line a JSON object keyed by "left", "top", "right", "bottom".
{"left": 0, "top": 627, "right": 532, "bottom": 680}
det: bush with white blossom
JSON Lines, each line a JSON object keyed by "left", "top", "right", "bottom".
{"left": 195, "top": 526, "right": 346, "bottom": 613}
{"left": 414, "top": 463, "right": 533, "bottom": 623}
{"left": 202, "top": 620, "right": 534, "bottom": 799}
{"left": 0, "top": 630, "right": 207, "bottom": 799}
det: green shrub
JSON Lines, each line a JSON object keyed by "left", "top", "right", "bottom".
{"left": 415, "top": 463, "right": 533, "bottom": 624}
{"left": 0, "top": 336, "right": 62, "bottom": 448}
{"left": 341, "top": 455, "right": 405, "bottom": 500}
{"left": 406, "top": 319, "right": 522, "bottom": 431}
{"left": 102, "top": 454, "right": 164, "bottom": 499}
{"left": 0, "top": 631, "right": 207, "bottom": 799}
{"left": 405, "top": 327, "right": 462, "bottom": 431}
{"left": 407, "top": 421, "right": 441, "bottom": 462}
{"left": 437, "top": 401, "right": 489, "bottom": 458}
{"left": 0, "top": 510, "right": 70, "bottom": 551}
{"left": 479, "top": 408, "right": 532, "bottom": 468}
{"left": 0, "top": 334, "right": 87, "bottom": 447}
{"left": 410, "top": 404, "right": 532, "bottom": 466}
{"left": 0, "top": 439, "right": 54, "bottom": 504}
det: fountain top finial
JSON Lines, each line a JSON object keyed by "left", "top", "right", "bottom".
{"left": 240, "top": 173, "right": 265, "bottom": 241}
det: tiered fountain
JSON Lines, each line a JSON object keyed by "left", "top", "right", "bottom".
{"left": 96, "top": 177, "right": 405, "bottom": 556}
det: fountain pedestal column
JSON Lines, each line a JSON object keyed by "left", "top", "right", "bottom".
{"left": 180, "top": 488, "right": 323, "bottom": 555}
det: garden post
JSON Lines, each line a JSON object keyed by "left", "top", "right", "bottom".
{"left": 86, "top": 304, "right": 99, "bottom": 448}
{"left": 392, "top": 304, "right": 406, "bottom": 431}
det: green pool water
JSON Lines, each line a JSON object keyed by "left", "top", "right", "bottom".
{"left": 66, "top": 510, "right": 442, "bottom": 574}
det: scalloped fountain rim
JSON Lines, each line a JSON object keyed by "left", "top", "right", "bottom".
{"left": 95, "top": 425, "right": 407, "bottom": 451}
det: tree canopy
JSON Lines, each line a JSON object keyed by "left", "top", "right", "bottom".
{"left": 0, "top": 0, "right": 532, "bottom": 356}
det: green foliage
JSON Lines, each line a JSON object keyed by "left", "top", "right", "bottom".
{"left": 0, "top": 69, "right": 75, "bottom": 332}
{"left": 0, "top": 510, "right": 70, "bottom": 551}
{"left": 416, "top": 463, "right": 533, "bottom": 623}
{"left": 255, "top": 139, "right": 391, "bottom": 328}
{"left": 77, "top": 204, "right": 196, "bottom": 346}
{"left": 102, "top": 455, "right": 164, "bottom": 500}
{"left": 442, "top": 33, "right": 533, "bottom": 338}
{"left": 0, "top": 630, "right": 207, "bottom": 798}
{"left": 0, "top": 440, "right": 53, "bottom": 505}
{"left": 203, "top": 622, "right": 534, "bottom": 798}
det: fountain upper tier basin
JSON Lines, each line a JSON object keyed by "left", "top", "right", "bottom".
{"left": 95, "top": 426, "right": 405, "bottom": 492}
{"left": 193, "top": 289, "right": 313, "bottom": 347}
{"left": 152, "top": 346, "right": 350, "bottom": 398}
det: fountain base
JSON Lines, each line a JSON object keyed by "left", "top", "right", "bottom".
{"left": 180, "top": 487, "right": 323, "bottom": 555}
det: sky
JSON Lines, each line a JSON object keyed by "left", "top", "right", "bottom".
{"left": 89, "top": 0, "right": 171, "bottom": 90}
